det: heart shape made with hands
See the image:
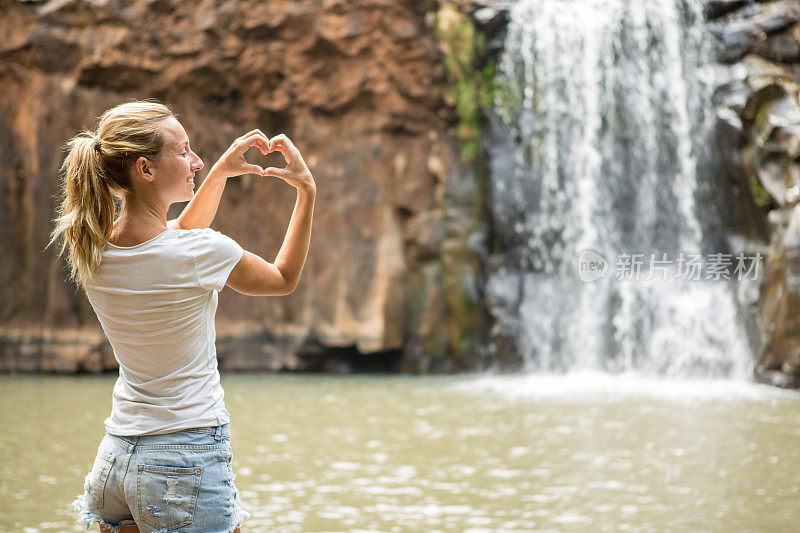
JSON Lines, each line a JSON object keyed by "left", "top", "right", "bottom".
{"left": 248, "top": 143, "right": 288, "bottom": 177}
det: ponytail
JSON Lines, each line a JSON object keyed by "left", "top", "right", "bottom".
{"left": 49, "top": 132, "right": 116, "bottom": 291}
{"left": 48, "top": 99, "right": 175, "bottom": 291}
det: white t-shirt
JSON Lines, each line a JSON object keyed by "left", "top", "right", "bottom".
{"left": 85, "top": 227, "right": 245, "bottom": 436}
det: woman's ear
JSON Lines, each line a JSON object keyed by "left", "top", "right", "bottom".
{"left": 133, "top": 156, "right": 156, "bottom": 183}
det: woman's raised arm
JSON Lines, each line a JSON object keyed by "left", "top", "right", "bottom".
{"left": 226, "top": 134, "right": 316, "bottom": 296}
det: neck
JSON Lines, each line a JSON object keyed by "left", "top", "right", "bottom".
{"left": 114, "top": 194, "right": 169, "bottom": 234}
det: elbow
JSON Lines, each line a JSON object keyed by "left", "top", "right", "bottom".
{"left": 276, "top": 268, "right": 300, "bottom": 295}
{"left": 282, "top": 279, "right": 298, "bottom": 295}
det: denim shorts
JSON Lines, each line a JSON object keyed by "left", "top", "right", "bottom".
{"left": 71, "top": 424, "right": 250, "bottom": 533}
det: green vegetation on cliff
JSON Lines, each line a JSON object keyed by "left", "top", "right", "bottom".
{"left": 434, "top": 3, "right": 496, "bottom": 164}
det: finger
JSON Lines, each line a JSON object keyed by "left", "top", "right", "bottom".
{"left": 262, "top": 166, "right": 291, "bottom": 179}
{"left": 269, "top": 135, "right": 297, "bottom": 162}
{"left": 244, "top": 164, "right": 265, "bottom": 176}
{"left": 269, "top": 134, "right": 298, "bottom": 152}
{"left": 240, "top": 132, "right": 270, "bottom": 150}
{"left": 238, "top": 133, "right": 271, "bottom": 155}
{"left": 269, "top": 142, "right": 292, "bottom": 163}
{"left": 238, "top": 129, "right": 267, "bottom": 142}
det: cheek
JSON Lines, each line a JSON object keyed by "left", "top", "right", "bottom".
{"left": 165, "top": 162, "right": 187, "bottom": 184}
{"left": 176, "top": 158, "right": 190, "bottom": 174}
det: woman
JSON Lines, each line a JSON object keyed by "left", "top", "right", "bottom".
{"left": 50, "top": 99, "right": 316, "bottom": 532}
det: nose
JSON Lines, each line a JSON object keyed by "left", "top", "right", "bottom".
{"left": 191, "top": 152, "right": 204, "bottom": 172}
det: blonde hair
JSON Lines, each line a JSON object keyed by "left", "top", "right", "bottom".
{"left": 49, "top": 99, "right": 176, "bottom": 291}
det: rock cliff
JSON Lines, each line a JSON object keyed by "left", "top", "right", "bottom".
{"left": 707, "top": 0, "right": 800, "bottom": 387}
{"left": 0, "top": 0, "right": 488, "bottom": 373}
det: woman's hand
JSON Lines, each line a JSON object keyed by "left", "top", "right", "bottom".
{"left": 210, "top": 129, "right": 271, "bottom": 179}
{"left": 263, "top": 134, "right": 316, "bottom": 194}
{"left": 174, "top": 130, "right": 315, "bottom": 231}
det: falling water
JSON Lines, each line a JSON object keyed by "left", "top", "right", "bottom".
{"left": 485, "top": 0, "right": 756, "bottom": 378}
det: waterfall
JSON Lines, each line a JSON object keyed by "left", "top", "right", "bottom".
{"left": 485, "top": 0, "right": 756, "bottom": 378}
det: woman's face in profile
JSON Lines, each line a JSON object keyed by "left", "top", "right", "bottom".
{"left": 151, "top": 116, "right": 204, "bottom": 204}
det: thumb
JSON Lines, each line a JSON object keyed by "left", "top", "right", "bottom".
{"left": 262, "top": 167, "right": 290, "bottom": 179}
{"left": 245, "top": 164, "right": 265, "bottom": 176}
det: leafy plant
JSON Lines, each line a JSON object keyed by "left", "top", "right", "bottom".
{"left": 435, "top": 3, "right": 497, "bottom": 164}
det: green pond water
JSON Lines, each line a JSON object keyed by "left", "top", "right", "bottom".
{"left": 1, "top": 373, "right": 799, "bottom": 532}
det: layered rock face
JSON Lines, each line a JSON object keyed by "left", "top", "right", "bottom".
{"left": 708, "top": 0, "right": 800, "bottom": 387}
{"left": 0, "top": 0, "right": 487, "bottom": 373}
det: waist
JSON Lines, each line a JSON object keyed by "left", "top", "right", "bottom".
{"left": 109, "top": 423, "right": 232, "bottom": 446}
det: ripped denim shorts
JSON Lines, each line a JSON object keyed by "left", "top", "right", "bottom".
{"left": 72, "top": 424, "right": 250, "bottom": 533}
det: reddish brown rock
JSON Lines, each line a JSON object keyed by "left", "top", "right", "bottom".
{"left": 0, "top": 0, "right": 487, "bottom": 373}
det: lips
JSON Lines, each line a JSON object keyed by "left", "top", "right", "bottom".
{"left": 186, "top": 174, "right": 194, "bottom": 183}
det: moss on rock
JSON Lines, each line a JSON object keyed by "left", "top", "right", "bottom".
{"left": 435, "top": 2, "right": 497, "bottom": 164}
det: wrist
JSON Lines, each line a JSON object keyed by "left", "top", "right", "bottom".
{"left": 207, "top": 165, "right": 231, "bottom": 181}
{"left": 298, "top": 183, "right": 317, "bottom": 197}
